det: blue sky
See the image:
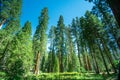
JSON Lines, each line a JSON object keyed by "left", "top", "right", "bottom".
{"left": 20, "top": 0, "right": 94, "bottom": 35}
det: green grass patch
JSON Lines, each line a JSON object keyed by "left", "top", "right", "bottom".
{"left": 0, "top": 71, "right": 117, "bottom": 80}
{"left": 25, "top": 72, "right": 106, "bottom": 80}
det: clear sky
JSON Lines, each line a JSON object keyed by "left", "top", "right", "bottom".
{"left": 20, "top": 0, "right": 94, "bottom": 35}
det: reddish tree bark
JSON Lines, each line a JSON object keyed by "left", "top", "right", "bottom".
{"left": 34, "top": 52, "right": 40, "bottom": 75}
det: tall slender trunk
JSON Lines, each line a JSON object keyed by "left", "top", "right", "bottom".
{"left": 77, "top": 42, "right": 82, "bottom": 71}
{"left": 92, "top": 45, "right": 100, "bottom": 74}
{"left": 83, "top": 54, "right": 87, "bottom": 70}
{"left": 89, "top": 46, "right": 98, "bottom": 73}
{"left": 34, "top": 52, "right": 40, "bottom": 75}
{"left": 107, "top": 0, "right": 120, "bottom": 28}
{"left": 90, "top": 52, "right": 96, "bottom": 73}
{"left": 97, "top": 41, "right": 110, "bottom": 74}
{"left": 87, "top": 55, "right": 92, "bottom": 71}
{"left": 59, "top": 52, "right": 64, "bottom": 72}
{"left": 84, "top": 44, "right": 92, "bottom": 71}
{"left": 101, "top": 39, "right": 117, "bottom": 73}
{"left": 96, "top": 32, "right": 117, "bottom": 73}
{"left": 117, "top": 37, "right": 120, "bottom": 49}
{"left": 51, "top": 50, "right": 55, "bottom": 72}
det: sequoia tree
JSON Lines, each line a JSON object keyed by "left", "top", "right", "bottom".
{"left": 33, "top": 7, "right": 49, "bottom": 75}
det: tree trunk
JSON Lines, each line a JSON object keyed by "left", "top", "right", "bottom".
{"left": 101, "top": 39, "right": 117, "bottom": 73}
{"left": 95, "top": 32, "right": 110, "bottom": 74}
{"left": 87, "top": 55, "right": 92, "bottom": 71}
{"left": 103, "top": 0, "right": 120, "bottom": 78}
{"left": 34, "top": 52, "right": 40, "bottom": 75}
{"left": 118, "top": 62, "right": 120, "bottom": 80}
{"left": 92, "top": 45, "right": 100, "bottom": 74}
{"left": 59, "top": 52, "right": 64, "bottom": 72}
{"left": 97, "top": 42, "right": 110, "bottom": 74}
{"left": 116, "top": 49, "right": 120, "bottom": 79}
{"left": 77, "top": 42, "right": 82, "bottom": 71}
{"left": 117, "top": 37, "right": 120, "bottom": 49}
{"left": 89, "top": 46, "right": 98, "bottom": 73}
{"left": 83, "top": 54, "right": 87, "bottom": 70}
{"left": 107, "top": 0, "right": 120, "bottom": 28}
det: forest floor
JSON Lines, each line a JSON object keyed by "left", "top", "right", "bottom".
{"left": 25, "top": 72, "right": 117, "bottom": 80}
{"left": 0, "top": 71, "right": 118, "bottom": 80}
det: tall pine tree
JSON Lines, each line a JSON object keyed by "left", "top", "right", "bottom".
{"left": 33, "top": 7, "right": 49, "bottom": 75}
{"left": 56, "top": 15, "right": 65, "bottom": 72}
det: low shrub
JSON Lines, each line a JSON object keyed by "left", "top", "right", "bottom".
{"left": 0, "top": 71, "right": 6, "bottom": 80}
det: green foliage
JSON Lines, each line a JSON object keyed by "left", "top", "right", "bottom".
{"left": 0, "top": 71, "right": 6, "bottom": 80}
{"left": 0, "top": 0, "right": 22, "bottom": 73}
{"left": 46, "top": 51, "right": 59, "bottom": 72}
{"left": 0, "top": 0, "right": 22, "bottom": 21}
{"left": 20, "top": 21, "right": 33, "bottom": 73}
{"left": 47, "top": 26, "right": 59, "bottom": 73}
{"left": 33, "top": 7, "right": 49, "bottom": 54}
{"left": 40, "top": 55, "right": 46, "bottom": 72}
{"left": 114, "top": 60, "right": 120, "bottom": 68}
{"left": 6, "top": 59, "right": 24, "bottom": 80}
{"left": 53, "top": 56, "right": 59, "bottom": 72}
{"left": 4, "top": 21, "right": 33, "bottom": 79}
